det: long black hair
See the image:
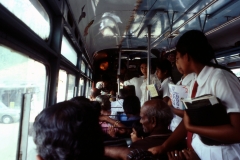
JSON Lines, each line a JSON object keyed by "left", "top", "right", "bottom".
{"left": 176, "top": 30, "right": 233, "bottom": 74}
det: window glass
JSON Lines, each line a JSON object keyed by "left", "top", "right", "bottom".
{"left": 66, "top": 74, "right": 76, "bottom": 100}
{"left": 78, "top": 78, "right": 84, "bottom": 96}
{"left": 85, "top": 80, "right": 89, "bottom": 98}
{"left": 231, "top": 68, "right": 240, "bottom": 77}
{"left": 81, "top": 60, "right": 86, "bottom": 73}
{"left": 86, "top": 67, "right": 89, "bottom": 77}
{"left": 57, "top": 70, "right": 67, "bottom": 103}
{"left": 90, "top": 72, "right": 92, "bottom": 79}
{"left": 61, "top": 36, "right": 78, "bottom": 65}
{"left": 0, "top": 0, "right": 50, "bottom": 40}
{"left": 0, "top": 44, "right": 46, "bottom": 160}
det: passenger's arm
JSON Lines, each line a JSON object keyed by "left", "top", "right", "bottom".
{"left": 99, "top": 115, "right": 127, "bottom": 134}
{"left": 123, "top": 78, "right": 135, "bottom": 86}
{"left": 105, "top": 146, "right": 130, "bottom": 160}
{"left": 184, "top": 112, "right": 240, "bottom": 143}
{"left": 148, "top": 121, "right": 187, "bottom": 155}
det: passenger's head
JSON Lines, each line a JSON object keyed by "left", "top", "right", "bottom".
{"left": 176, "top": 30, "right": 215, "bottom": 74}
{"left": 140, "top": 60, "right": 148, "bottom": 77}
{"left": 95, "top": 95, "right": 111, "bottom": 111}
{"left": 123, "top": 96, "right": 141, "bottom": 117}
{"left": 120, "top": 62, "right": 127, "bottom": 75}
{"left": 167, "top": 51, "right": 176, "bottom": 64}
{"left": 89, "top": 88, "right": 101, "bottom": 101}
{"left": 155, "top": 59, "right": 172, "bottom": 81}
{"left": 131, "top": 121, "right": 149, "bottom": 142}
{"left": 140, "top": 99, "right": 173, "bottom": 134}
{"left": 33, "top": 101, "right": 104, "bottom": 160}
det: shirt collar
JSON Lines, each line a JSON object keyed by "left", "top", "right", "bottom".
{"left": 182, "top": 73, "right": 195, "bottom": 85}
{"left": 162, "top": 77, "right": 171, "bottom": 85}
{"left": 196, "top": 66, "right": 214, "bottom": 87}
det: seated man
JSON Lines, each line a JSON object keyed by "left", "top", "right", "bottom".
{"left": 105, "top": 99, "right": 184, "bottom": 160}
{"left": 33, "top": 101, "right": 104, "bottom": 160}
{"left": 130, "top": 99, "right": 173, "bottom": 150}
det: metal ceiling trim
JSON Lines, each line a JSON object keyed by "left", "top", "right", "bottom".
{"left": 119, "top": 0, "right": 143, "bottom": 46}
{"left": 136, "top": 9, "right": 166, "bottom": 38}
{"left": 208, "top": 0, "right": 239, "bottom": 19}
{"left": 151, "top": 0, "right": 203, "bottom": 45}
{"left": 152, "top": 0, "right": 218, "bottom": 48}
{"left": 205, "top": 15, "right": 240, "bottom": 35}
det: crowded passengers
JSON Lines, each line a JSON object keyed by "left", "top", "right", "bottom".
{"left": 32, "top": 30, "right": 240, "bottom": 160}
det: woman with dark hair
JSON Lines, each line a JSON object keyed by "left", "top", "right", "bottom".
{"left": 139, "top": 60, "right": 161, "bottom": 106}
{"left": 149, "top": 30, "right": 240, "bottom": 160}
{"left": 155, "top": 59, "right": 173, "bottom": 103}
{"left": 33, "top": 101, "right": 104, "bottom": 160}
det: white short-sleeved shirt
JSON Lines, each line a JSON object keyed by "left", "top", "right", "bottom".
{"left": 158, "top": 77, "right": 172, "bottom": 99}
{"left": 124, "top": 76, "right": 144, "bottom": 101}
{"left": 140, "top": 74, "right": 161, "bottom": 106}
{"left": 176, "top": 73, "right": 195, "bottom": 86}
{"left": 189, "top": 66, "right": 240, "bottom": 160}
{"left": 170, "top": 73, "right": 195, "bottom": 131}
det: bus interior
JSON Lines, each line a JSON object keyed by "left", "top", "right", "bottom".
{"left": 0, "top": 0, "right": 240, "bottom": 159}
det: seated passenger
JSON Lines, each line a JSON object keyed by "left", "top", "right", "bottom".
{"left": 104, "top": 99, "right": 184, "bottom": 160}
{"left": 155, "top": 59, "right": 173, "bottom": 103}
{"left": 33, "top": 101, "right": 104, "bottom": 160}
{"left": 130, "top": 99, "right": 173, "bottom": 151}
{"left": 131, "top": 121, "right": 149, "bottom": 143}
{"left": 89, "top": 88, "right": 101, "bottom": 101}
{"left": 121, "top": 95, "right": 141, "bottom": 127}
{"left": 99, "top": 95, "right": 141, "bottom": 137}
{"left": 96, "top": 95, "right": 111, "bottom": 116}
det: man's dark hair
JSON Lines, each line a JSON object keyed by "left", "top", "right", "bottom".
{"left": 145, "top": 100, "right": 173, "bottom": 128}
{"left": 33, "top": 101, "right": 104, "bottom": 160}
{"left": 123, "top": 96, "right": 140, "bottom": 115}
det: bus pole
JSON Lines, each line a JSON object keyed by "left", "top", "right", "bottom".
{"left": 117, "top": 45, "right": 122, "bottom": 100}
{"left": 147, "top": 25, "right": 151, "bottom": 100}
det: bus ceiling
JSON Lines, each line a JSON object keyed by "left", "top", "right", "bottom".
{"left": 65, "top": 0, "right": 240, "bottom": 60}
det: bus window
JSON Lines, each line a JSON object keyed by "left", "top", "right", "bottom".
{"left": 85, "top": 80, "right": 90, "bottom": 98}
{"left": 61, "top": 36, "right": 78, "bottom": 65}
{"left": 66, "top": 74, "right": 76, "bottom": 100}
{"left": 81, "top": 60, "right": 86, "bottom": 73}
{"left": 0, "top": 0, "right": 50, "bottom": 40}
{"left": 0, "top": 44, "right": 47, "bottom": 160}
{"left": 57, "top": 70, "right": 67, "bottom": 103}
{"left": 78, "top": 78, "right": 84, "bottom": 96}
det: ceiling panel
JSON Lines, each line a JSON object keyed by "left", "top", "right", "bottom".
{"left": 67, "top": 0, "right": 240, "bottom": 57}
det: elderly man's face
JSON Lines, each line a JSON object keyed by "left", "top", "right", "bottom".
{"left": 140, "top": 105, "right": 153, "bottom": 133}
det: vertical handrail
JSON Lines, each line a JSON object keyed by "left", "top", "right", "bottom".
{"left": 147, "top": 25, "right": 151, "bottom": 100}
{"left": 117, "top": 46, "right": 122, "bottom": 100}
{"left": 17, "top": 93, "right": 32, "bottom": 160}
